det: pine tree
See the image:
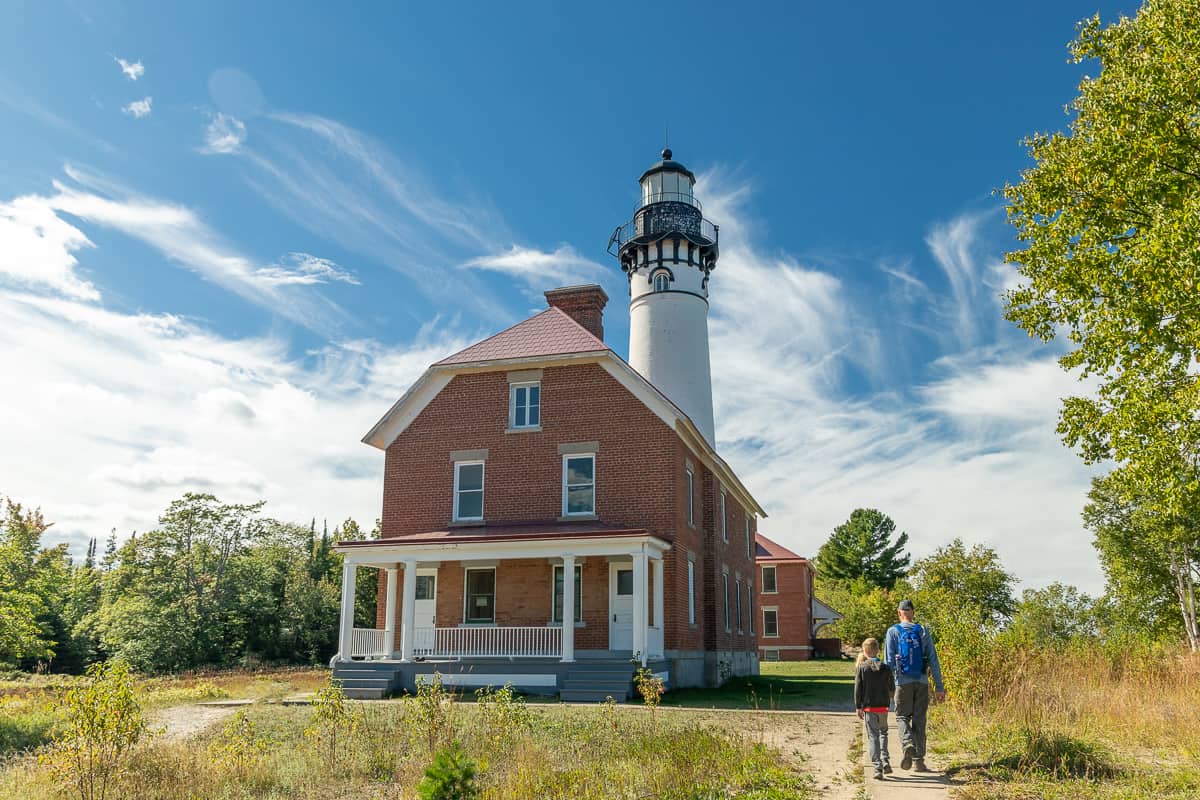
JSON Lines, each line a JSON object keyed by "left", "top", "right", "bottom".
{"left": 816, "top": 508, "right": 910, "bottom": 589}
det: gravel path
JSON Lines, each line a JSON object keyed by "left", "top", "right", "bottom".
{"left": 152, "top": 700, "right": 253, "bottom": 741}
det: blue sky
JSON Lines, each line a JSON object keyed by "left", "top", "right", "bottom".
{"left": 0, "top": 1, "right": 1140, "bottom": 592}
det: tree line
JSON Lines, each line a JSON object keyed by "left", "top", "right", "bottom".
{"left": 816, "top": 506, "right": 1187, "bottom": 654}
{"left": 0, "top": 492, "right": 379, "bottom": 674}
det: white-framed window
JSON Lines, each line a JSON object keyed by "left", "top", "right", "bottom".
{"left": 653, "top": 271, "right": 670, "bottom": 292}
{"left": 562, "top": 454, "right": 596, "bottom": 516}
{"left": 463, "top": 567, "right": 496, "bottom": 623}
{"left": 509, "top": 381, "right": 541, "bottom": 429}
{"left": 686, "top": 468, "right": 694, "bottom": 527}
{"left": 453, "top": 461, "right": 484, "bottom": 521}
{"left": 723, "top": 572, "right": 730, "bottom": 631}
{"left": 735, "top": 578, "right": 743, "bottom": 631}
{"left": 552, "top": 564, "right": 583, "bottom": 624}
{"left": 720, "top": 491, "right": 727, "bottom": 542}
{"left": 748, "top": 582, "right": 754, "bottom": 635}
{"left": 762, "top": 607, "right": 779, "bottom": 638}
{"left": 415, "top": 575, "right": 436, "bottom": 600}
{"left": 764, "top": 649, "right": 780, "bottom": 662}
{"left": 762, "top": 565, "right": 777, "bottom": 594}
{"left": 687, "top": 560, "right": 695, "bottom": 625}
{"left": 745, "top": 515, "right": 752, "bottom": 559}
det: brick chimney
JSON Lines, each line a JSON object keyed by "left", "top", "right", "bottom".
{"left": 545, "top": 285, "right": 608, "bottom": 341}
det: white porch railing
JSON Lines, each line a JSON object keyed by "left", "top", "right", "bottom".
{"left": 350, "top": 627, "right": 390, "bottom": 658}
{"left": 415, "top": 626, "right": 562, "bottom": 658}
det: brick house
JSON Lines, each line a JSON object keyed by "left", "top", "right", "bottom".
{"left": 755, "top": 533, "right": 842, "bottom": 661}
{"left": 332, "top": 151, "right": 767, "bottom": 699}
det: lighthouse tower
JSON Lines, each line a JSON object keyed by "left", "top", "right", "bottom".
{"left": 608, "top": 149, "right": 720, "bottom": 444}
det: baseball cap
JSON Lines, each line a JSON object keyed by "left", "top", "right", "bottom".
{"left": 897, "top": 599, "right": 915, "bottom": 612}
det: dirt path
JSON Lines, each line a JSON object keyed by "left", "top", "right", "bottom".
{"left": 760, "top": 710, "right": 863, "bottom": 800}
{"left": 152, "top": 700, "right": 252, "bottom": 741}
{"left": 858, "top": 718, "right": 957, "bottom": 800}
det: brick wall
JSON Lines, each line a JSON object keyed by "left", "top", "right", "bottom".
{"left": 756, "top": 560, "right": 814, "bottom": 661}
{"left": 372, "top": 360, "right": 760, "bottom": 657}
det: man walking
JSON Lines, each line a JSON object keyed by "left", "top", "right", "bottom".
{"left": 884, "top": 599, "right": 946, "bottom": 772}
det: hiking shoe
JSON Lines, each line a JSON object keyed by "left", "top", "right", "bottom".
{"left": 883, "top": 764, "right": 893, "bottom": 774}
{"left": 873, "top": 769, "right": 884, "bottom": 780}
{"left": 914, "top": 758, "right": 930, "bottom": 772}
{"left": 901, "top": 746, "right": 915, "bottom": 770}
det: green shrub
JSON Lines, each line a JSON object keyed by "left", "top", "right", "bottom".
{"left": 304, "top": 678, "right": 361, "bottom": 770}
{"left": 407, "top": 673, "right": 459, "bottom": 755}
{"left": 39, "top": 660, "right": 146, "bottom": 800}
{"left": 417, "top": 741, "right": 478, "bottom": 800}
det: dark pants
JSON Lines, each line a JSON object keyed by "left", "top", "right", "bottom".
{"left": 895, "top": 681, "right": 930, "bottom": 758}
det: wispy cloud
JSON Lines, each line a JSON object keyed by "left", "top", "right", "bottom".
{"left": 697, "top": 171, "right": 1099, "bottom": 591}
{"left": 201, "top": 112, "right": 247, "bottom": 154}
{"left": 253, "top": 252, "right": 359, "bottom": 287}
{"left": 461, "top": 245, "right": 607, "bottom": 298}
{"left": 0, "top": 166, "right": 356, "bottom": 334}
{"left": 123, "top": 97, "right": 152, "bottom": 118}
{"left": 115, "top": 57, "right": 144, "bottom": 81}
{"left": 0, "top": 287, "right": 468, "bottom": 557}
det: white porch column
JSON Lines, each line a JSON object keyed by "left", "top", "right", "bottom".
{"left": 399, "top": 559, "right": 418, "bottom": 662}
{"left": 632, "top": 552, "right": 648, "bottom": 665}
{"left": 384, "top": 567, "right": 399, "bottom": 658}
{"left": 561, "top": 555, "right": 576, "bottom": 663}
{"left": 337, "top": 561, "right": 357, "bottom": 662}
{"left": 651, "top": 557, "right": 664, "bottom": 657}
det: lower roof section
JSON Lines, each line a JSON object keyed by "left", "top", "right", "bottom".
{"left": 334, "top": 521, "right": 671, "bottom": 566}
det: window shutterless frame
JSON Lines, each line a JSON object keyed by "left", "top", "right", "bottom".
{"left": 463, "top": 567, "right": 496, "bottom": 623}
{"left": 686, "top": 469, "right": 694, "bottom": 527}
{"left": 551, "top": 564, "right": 583, "bottom": 624}
{"left": 723, "top": 572, "right": 730, "bottom": 631}
{"left": 748, "top": 583, "right": 754, "bottom": 635}
{"left": 452, "top": 460, "right": 485, "bottom": 522}
{"left": 762, "top": 607, "right": 779, "bottom": 638}
{"left": 735, "top": 578, "right": 743, "bottom": 631}
{"left": 562, "top": 453, "right": 596, "bottom": 516}
{"left": 761, "top": 565, "right": 777, "bottom": 593}
{"left": 687, "top": 560, "right": 695, "bottom": 625}
{"left": 509, "top": 381, "right": 541, "bottom": 429}
{"left": 745, "top": 515, "right": 752, "bottom": 559}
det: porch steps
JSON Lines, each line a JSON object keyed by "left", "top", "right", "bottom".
{"left": 332, "top": 661, "right": 404, "bottom": 700}
{"left": 559, "top": 664, "right": 634, "bottom": 703}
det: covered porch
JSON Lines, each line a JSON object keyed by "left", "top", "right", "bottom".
{"left": 332, "top": 525, "right": 670, "bottom": 694}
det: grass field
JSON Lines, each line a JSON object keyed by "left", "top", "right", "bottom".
{"left": 661, "top": 659, "right": 856, "bottom": 710}
{"left": 0, "top": 670, "right": 813, "bottom": 800}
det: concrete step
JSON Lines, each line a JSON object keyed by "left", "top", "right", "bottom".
{"left": 335, "top": 677, "right": 392, "bottom": 689}
{"left": 344, "top": 687, "right": 388, "bottom": 700}
{"left": 561, "top": 679, "right": 631, "bottom": 691}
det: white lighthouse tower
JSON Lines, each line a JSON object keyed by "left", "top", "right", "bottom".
{"left": 609, "top": 149, "right": 720, "bottom": 444}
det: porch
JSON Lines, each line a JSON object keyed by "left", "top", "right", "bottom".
{"left": 332, "top": 524, "right": 671, "bottom": 696}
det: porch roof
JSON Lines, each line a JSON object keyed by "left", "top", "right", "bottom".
{"left": 333, "top": 521, "right": 671, "bottom": 564}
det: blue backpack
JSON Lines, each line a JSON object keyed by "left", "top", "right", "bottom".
{"left": 893, "top": 623, "right": 926, "bottom": 678}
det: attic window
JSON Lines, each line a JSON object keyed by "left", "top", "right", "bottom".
{"left": 509, "top": 382, "right": 540, "bottom": 429}
{"left": 653, "top": 272, "right": 670, "bottom": 292}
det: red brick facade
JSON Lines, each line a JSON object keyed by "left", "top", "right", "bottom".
{"left": 756, "top": 543, "right": 815, "bottom": 662}
{"left": 371, "top": 359, "right": 759, "bottom": 659}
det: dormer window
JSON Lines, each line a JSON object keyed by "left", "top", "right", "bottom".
{"left": 652, "top": 272, "right": 670, "bottom": 292}
{"left": 509, "top": 381, "right": 540, "bottom": 429}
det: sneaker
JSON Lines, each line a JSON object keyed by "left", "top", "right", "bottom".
{"left": 914, "top": 758, "right": 930, "bottom": 772}
{"left": 873, "top": 769, "right": 884, "bottom": 780}
{"left": 883, "top": 764, "right": 893, "bottom": 774}
{"left": 901, "top": 746, "right": 915, "bottom": 770}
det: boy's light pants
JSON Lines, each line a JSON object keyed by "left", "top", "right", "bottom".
{"left": 863, "top": 711, "right": 889, "bottom": 770}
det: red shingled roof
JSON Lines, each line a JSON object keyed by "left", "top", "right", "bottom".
{"left": 436, "top": 307, "right": 609, "bottom": 366}
{"left": 755, "top": 532, "right": 808, "bottom": 561}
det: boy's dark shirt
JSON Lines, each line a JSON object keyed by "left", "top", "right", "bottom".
{"left": 854, "top": 658, "right": 895, "bottom": 709}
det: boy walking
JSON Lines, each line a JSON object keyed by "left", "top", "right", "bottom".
{"left": 854, "top": 637, "right": 894, "bottom": 780}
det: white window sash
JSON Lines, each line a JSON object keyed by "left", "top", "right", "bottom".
{"left": 452, "top": 460, "right": 485, "bottom": 522}
{"left": 763, "top": 608, "right": 779, "bottom": 638}
{"left": 687, "top": 560, "right": 695, "bottom": 625}
{"left": 686, "top": 469, "right": 694, "bottom": 526}
{"left": 723, "top": 573, "right": 730, "bottom": 630}
{"left": 736, "top": 579, "right": 743, "bottom": 631}
{"left": 720, "top": 492, "right": 727, "bottom": 542}
{"left": 561, "top": 454, "right": 596, "bottom": 516}
{"left": 509, "top": 381, "right": 541, "bottom": 429}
